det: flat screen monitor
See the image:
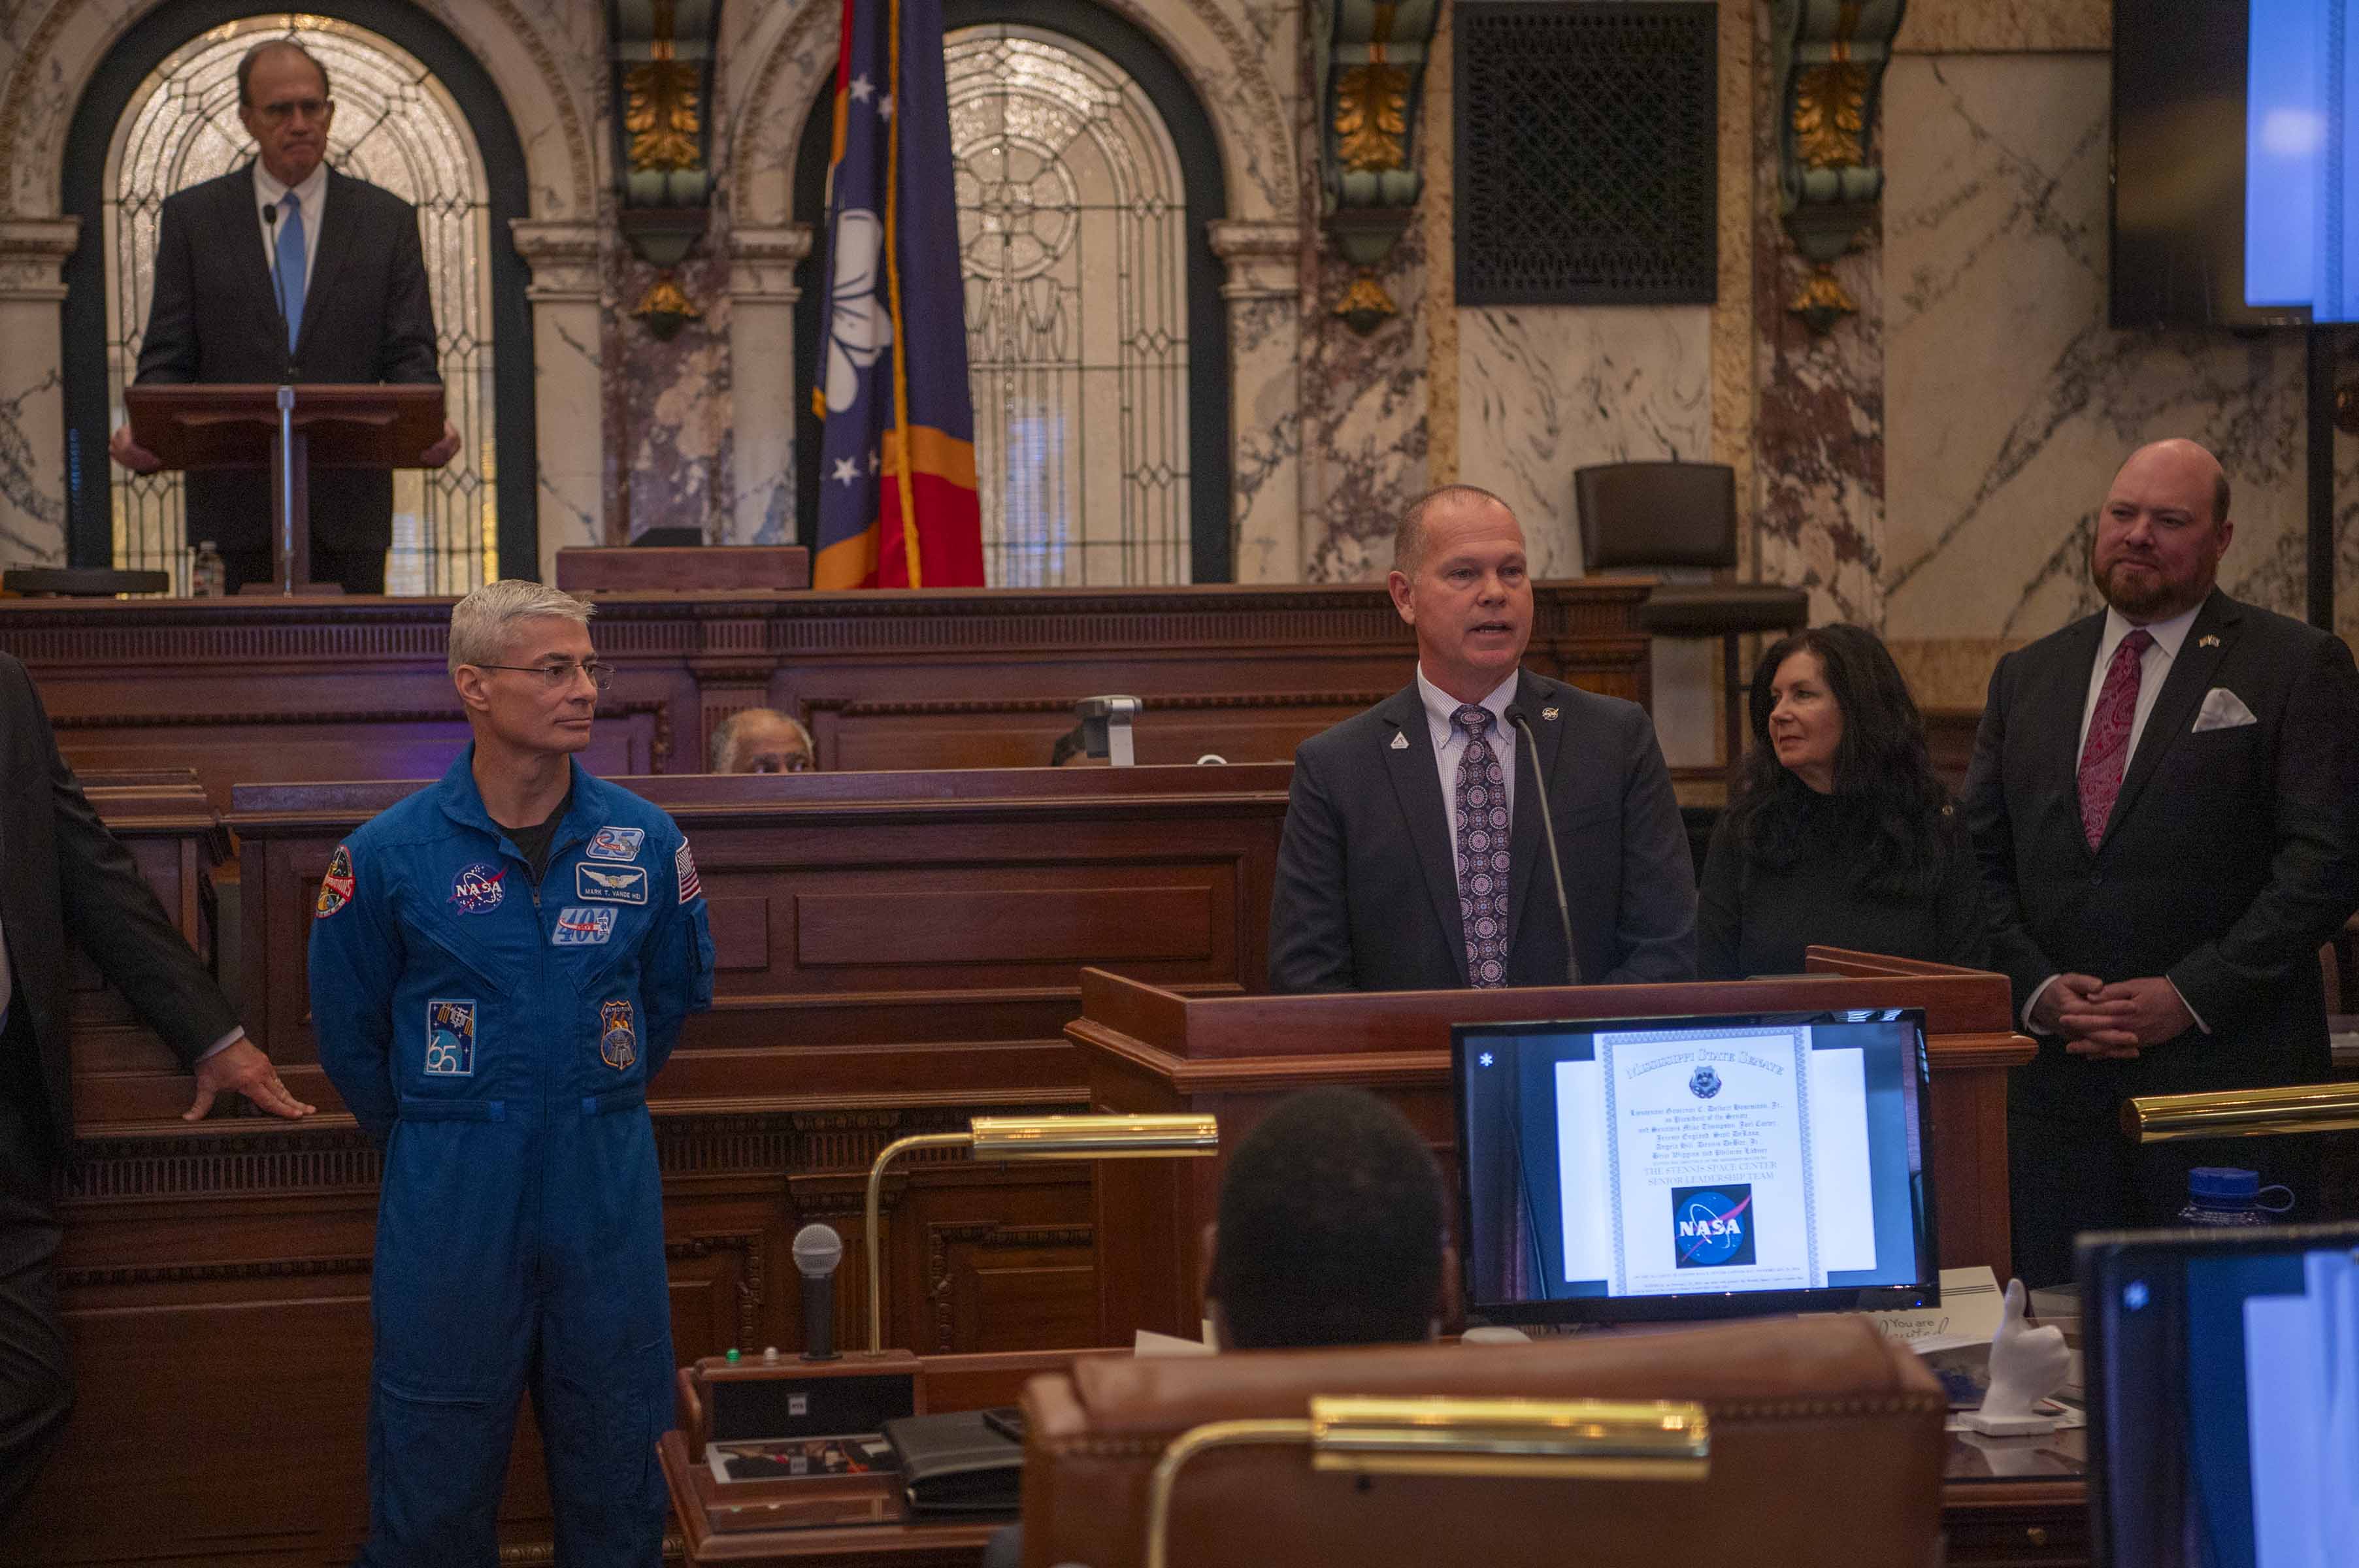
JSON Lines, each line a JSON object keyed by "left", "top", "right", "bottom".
{"left": 2081, "top": 1223, "right": 2359, "bottom": 1568}
{"left": 1451, "top": 1009, "right": 1939, "bottom": 1325}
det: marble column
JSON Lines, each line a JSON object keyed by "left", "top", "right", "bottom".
{"left": 1211, "top": 218, "right": 1304, "bottom": 583}
{"left": 725, "top": 223, "right": 813, "bottom": 546}
{"left": 511, "top": 219, "right": 605, "bottom": 578}
{"left": 0, "top": 217, "right": 80, "bottom": 570}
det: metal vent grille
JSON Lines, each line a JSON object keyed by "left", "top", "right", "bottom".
{"left": 1453, "top": 2, "right": 1718, "bottom": 306}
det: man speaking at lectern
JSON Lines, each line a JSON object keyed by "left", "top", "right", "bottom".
{"left": 108, "top": 40, "right": 458, "bottom": 594}
{"left": 1269, "top": 485, "right": 1696, "bottom": 992}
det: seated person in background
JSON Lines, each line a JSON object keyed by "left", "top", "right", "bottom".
{"left": 1208, "top": 1085, "right": 1446, "bottom": 1348}
{"left": 980, "top": 1087, "right": 1445, "bottom": 1568}
{"left": 709, "top": 707, "right": 815, "bottom": 774}
{"left": 1698, "top": 623, "right": 1988, "bottom": 979}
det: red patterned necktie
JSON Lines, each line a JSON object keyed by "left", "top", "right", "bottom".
{"left": 2076, "top": 628, "right": 2153, "bottom": 849}
{"left": 1453, "top": 705, "right": 1511, "bottom": 987}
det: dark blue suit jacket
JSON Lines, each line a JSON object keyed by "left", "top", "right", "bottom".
{"left": 1268, "top": 670, "right": 1696, "bottom": 992}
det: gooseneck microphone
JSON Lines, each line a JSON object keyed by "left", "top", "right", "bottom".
{"left": 1506, "top": 705, "right": 1580, "bottom": 988}
{"left": 791, "top": 1222, "right": 844, "bottom": 1362}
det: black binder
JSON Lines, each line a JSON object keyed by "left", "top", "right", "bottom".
{"left": 880, "top": 1409, "right": 1025, "bottom": 1512}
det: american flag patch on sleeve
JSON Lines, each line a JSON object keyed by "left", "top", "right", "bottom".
{"left": 676, "top": 840, "right": 701, "bottom": 902}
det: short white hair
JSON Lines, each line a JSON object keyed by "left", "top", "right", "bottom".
{"left": 709, "top": 707, "right": 815, "bottom": 772}
{"left": 448, "top": 580, "right": 595, "bottom": 674}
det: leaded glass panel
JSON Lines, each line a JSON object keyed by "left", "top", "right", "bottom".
{"left": 946, "top": 26, "right": 1191, "bottom": 587}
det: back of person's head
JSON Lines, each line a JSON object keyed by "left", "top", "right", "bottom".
{"left": 1210, "top": 1087, "right": 1445, "bottom": 1349}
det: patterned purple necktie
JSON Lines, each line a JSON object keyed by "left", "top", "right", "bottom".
{"left": 2077, "top": 627, "right": 2153, "bottom": 849}
{"left": 1453, "top": 704, "right": 1511, "bottom": 987}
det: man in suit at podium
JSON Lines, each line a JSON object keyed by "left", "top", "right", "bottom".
{"left": 1964, "top": 438, "right": 2359, "bottom": 1286}
{"left": 108, "top": 40, "right": 458, "bottom": 595}
{"left": 1268, "top": 484, "right": 1696, "bottom": 992}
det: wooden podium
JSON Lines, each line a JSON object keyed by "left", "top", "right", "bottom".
{"left": 1068, "top": 949, "right": 2036, "bottom": 1341}
{"left": 125, "top": 382, "right": 446, "bottom": 595}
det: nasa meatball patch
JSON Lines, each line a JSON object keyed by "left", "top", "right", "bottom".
{"left": 316, "top": 845, "right": 355, "bottom": 918}
{"left": 450, "top": 862, "right": 507, "bottom": 915}
{"left": 424, "top": 999, "right": 478, "bottom": 1077}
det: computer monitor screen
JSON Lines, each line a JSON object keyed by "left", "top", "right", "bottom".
{"left": 2083, "top": 1224, "right": 2359, "bottom": 1568}
{"left": 1452, "top": 1009, "right": 1938, "bottom": 1324}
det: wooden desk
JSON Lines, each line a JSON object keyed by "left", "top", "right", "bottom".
{"left": 1066, "top": 955, "right": 2037, "bottom": 1341}
{"left": 0, "top": 580, "right": 1647, "bottom": 815}
{"left": 659, "top": 1347, "right": 2091, "bottom": 1567}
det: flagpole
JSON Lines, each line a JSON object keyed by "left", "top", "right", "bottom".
{"left": 880, "top": 0, "right": 925, "bottom": 587}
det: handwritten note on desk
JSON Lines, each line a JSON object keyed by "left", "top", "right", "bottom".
{"left": 1864, "top": 1266, "right": 2004, "bottom": 1349}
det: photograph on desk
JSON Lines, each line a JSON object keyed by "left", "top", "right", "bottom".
{"left": 1455, "top": 1007, "right": 1938, "bottom": 1322}
{"left": 2083, "top": 1222, "right": 2359, "bottom": 1568}
{"left": 708, "top": 1435, "right": 897, "bottom": 1484}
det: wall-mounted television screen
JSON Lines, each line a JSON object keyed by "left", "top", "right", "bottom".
{"left": 2113, "top": 0, "right": 2359, "bottom": 327}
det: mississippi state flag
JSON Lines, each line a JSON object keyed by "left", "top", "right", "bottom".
{"left": 811, "top": 0, "right": 984, "bottom": 589}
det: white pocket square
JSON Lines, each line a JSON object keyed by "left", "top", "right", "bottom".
{"left": 2192, "top": 687, "right": 2258, "bottom": 732}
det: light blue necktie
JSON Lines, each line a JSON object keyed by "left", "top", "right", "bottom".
{"left": 274, "top": 191, "right": 306, "bottom": 352}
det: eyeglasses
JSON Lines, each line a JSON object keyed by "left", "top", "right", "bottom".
{"left": 254, "top": 97, "right": 330, "bottom": 125}
{"left": 474, "top": 660, "right": 614, "bottom": 692}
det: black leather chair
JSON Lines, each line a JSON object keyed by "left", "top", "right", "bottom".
{"left": 1574, "top": 461, "right": 1808, "bottom": 791}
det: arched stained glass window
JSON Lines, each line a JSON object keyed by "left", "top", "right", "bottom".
{"left": 946, "top": 25, "right": 1192, "bottom": 586}
{"left": 102, "top": 14, "right": 495, "bottom": 595}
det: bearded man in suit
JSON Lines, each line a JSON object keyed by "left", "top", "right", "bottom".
{"left": 1268, "top": 483, "right": 1695, "bottom": 994}
{"left": 109, "top": 39, "right": 458, "bottom": 594}
{"left": 1964, "top": 438, "right": 2359, "bottom": 1285}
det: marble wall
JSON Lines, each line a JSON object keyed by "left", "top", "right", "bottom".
{"left": 1881, "top": 48, "right": 2359, "bottom": 706}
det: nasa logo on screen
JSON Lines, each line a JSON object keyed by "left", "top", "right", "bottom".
{"left": 1688, "top": 1064, "right": 1721, "bottom": 1099}
{"left": 1672, "top": 1184, "right": 1755, "bottom": 1268}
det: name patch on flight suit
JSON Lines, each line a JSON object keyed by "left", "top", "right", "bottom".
{"left": 425, "top": 999, "right": 478, "bottom": 1075}
{"left": 450, "top": 862, "right": 507, "bottom": 914}
{"left": 552, "top": 906, "right": 617, "bottom": 946}
{"left": 586, "top": 826, "right": 645, "bottom": 861}
{"left": 576, "top": 863, "right": 649, "bottom": 905}
{"left": 600, "top": 1000, "right": 638, "bottom": 1070}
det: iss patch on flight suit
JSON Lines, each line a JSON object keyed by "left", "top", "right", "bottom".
{"left": 310, "top": 749, "right": 714, "bottom": 1566}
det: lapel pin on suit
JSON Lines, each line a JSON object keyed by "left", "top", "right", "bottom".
{"left": 1389, "top": 731, "right": 1409, "bottom": 750}
{"left": 2198, "top": 634, "right": 2220, "bottom": 648}
{"left": 1542, "top": 706, "right": 1559, "bottom": 721}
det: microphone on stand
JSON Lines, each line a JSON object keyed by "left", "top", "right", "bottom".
{"left": 792, "top": 1222, "right": 844, "bottom": 1362}
{"left": 1505, "top": 705, "right": 1580, "bottom": 988}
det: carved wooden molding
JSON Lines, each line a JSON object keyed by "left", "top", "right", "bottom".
{"left": 58, "top": 1254, "right": 374, "bottom": 1290}
{"left": 668, "top": 1232, "right": 768, "bottom": 1350}
{"left": 925, "top": 1222, "right": 1095, "bottom": 1353}
{"left": 805, "top": 691, "right": 1395, "bottom": 720}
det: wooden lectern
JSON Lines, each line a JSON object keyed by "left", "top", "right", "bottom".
{"left": 124, "top": 383, "right": 446, "bottom": 595}
{"left": 1068, "top": 949, "right": 2035, "bottom": 1341}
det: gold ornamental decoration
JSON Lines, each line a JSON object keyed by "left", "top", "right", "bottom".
{"left": 1332, "top": 270, "right": 1398, "bottom": 332}
{"left": 625, "top": 56, "right": 702, "bottom": 172}
{"left": 1790, "top": 61, "right": 1867, "bottom": 170}
{"left": 1788, "top": 264, "right": 1857, "bottom": 333}
{"left": 1334, "top": 61, "right": 1411, "bottom": 172}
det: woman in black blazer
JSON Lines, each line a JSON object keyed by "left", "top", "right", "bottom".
{"left": 1698, "top": 624, "right": 1989, "bottom": 979}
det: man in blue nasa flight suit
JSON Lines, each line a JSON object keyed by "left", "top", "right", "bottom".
{"left": 311, "top": 580, "right": 714, "bottom": 1565}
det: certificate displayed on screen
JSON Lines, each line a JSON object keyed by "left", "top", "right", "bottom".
{"left": 1453, "top": 1010, "right": 1938, "bottom": 1324}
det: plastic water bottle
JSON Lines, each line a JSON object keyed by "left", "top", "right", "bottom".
{"left": 191, "top": 540, "right": 226, "bottom": 598}
{"left": 2175, "top": 1166, "right": 2294, "bottom": 1227}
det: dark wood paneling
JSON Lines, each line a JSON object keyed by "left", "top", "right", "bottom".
{"left": 0, "top": 582, "right": 1647, "bottom": 815}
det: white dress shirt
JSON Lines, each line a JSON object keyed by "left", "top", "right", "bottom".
{"left": 1417, "top": 665, "right": 1521, "bottom": 826}
{"left": 2026, "top": 600, "right": 2209, "bottom": 1034}
{"left": 254, "top": 159, "right": 329, "bottom": 298}
{"left": 2075, "top": 602, "right": 2202, "bottom": 760}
